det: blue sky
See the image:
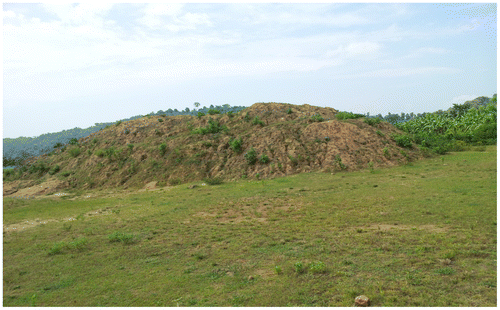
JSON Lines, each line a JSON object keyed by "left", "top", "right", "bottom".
{"left": 2, "top": 2, "right": 497, "bottom": 139}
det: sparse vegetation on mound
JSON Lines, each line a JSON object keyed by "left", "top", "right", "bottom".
{"left": 5, "top": 102, "right": 424, "bottom": 193}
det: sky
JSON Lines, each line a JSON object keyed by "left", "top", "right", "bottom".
{"left": 2, "top": 2, "right": 497, "bottom": 139}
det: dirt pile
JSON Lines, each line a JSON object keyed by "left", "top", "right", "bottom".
{"left": 6, "top": 102, "right": 422, "bottom": 195}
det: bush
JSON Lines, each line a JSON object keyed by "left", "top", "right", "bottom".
{"left": 68, "top": 138, "right": 78, "bottom": 145}
{"left": 28, "top": 161, "right": 50, "bottom": 175}
{"left": 287, "top": 108, "right": 293, "bottom": 114}
{"left": 294, "top": 262, "right": 305, "bottom": 274}
{"left": 227, "top": 111, "right": 234, "bottom": 118}
{"left": 158, "top": 118, "right": 164, "bottom": 122}
{"left": 244, "top": 147, "right": 258, "bottom": 165}
{"left": 309, "top": 114, "right": 324, "bottom": 122}
{"left": 229, "top": 137, "right": 243, "bottom": 153}
{"left": 252, "top": 116, "right": 265, "bottom": 126}
{"left": 53, "top": 142, "right": 63, "bottom": 149}
{"left": 259, "top": 154, "right": 270, "bottom": 164}
{"left": 95, "top": 149, "right": 105, "bottom": 157}
{"left": 336, "top": 111, "right": 364, "bottom": 120}
{"left": 159, "top": 143, "right": 167, "bottom": 156}
{"left": 69, "top": 148, "right": 81, "bottom": 158}
{"left": 49, "top": 165, "right": 60, "bottom": 175}
{"left": 364, "top": 117, "right": 382, "bottom": 126}
{"left": 392, "top": 134, "right": 413, "bottom": 148}
{"left": 197, "top": 112, "right": 205, "bottom": 119}
{"left": 193, "top": 119, "right": 228, "bottom": 135}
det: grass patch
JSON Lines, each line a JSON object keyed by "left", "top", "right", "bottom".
{"left": 2, "top": 146, "right": 497, "bottom": 306}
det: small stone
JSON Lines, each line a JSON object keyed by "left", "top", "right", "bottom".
{"left": 248, "top": 276, "right": 254, "bottom": 281}
{"left": 355, "top": 295, "right": 370, "bottom": 307}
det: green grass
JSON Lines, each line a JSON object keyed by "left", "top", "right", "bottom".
{"left": 3, "top": 146, "right": 497, "bottom": 306}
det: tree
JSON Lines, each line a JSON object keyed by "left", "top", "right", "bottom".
{"left": 194, "top": 102, "right": 200, "bottom": 108}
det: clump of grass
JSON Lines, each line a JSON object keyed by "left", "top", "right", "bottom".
{"left": 286, "top": 108, "right": 293, "bottom": 114}
{"left": 435, "top": 267, "right": 455, "bottom": 275}
{"left": 69, "top": 148, "right": 81, "bottom": 158}
{"left": 48, "top": 241, "right": 66, "bottom": 255}
{"left": 294, "top": 262, "right": 305, "bottom": 274}
{"left": 275, "top": 266, "right": 282, "bottom": 275}
{"left": 376, "top": 130, "right": 385, "bottom": 137}
{"left": 335, "top": 155, "right": 347, "bottom": 170}
{"left": 158, "top": 118, "right": 164, "bottom": 122}
{"left": 108, "top": 232, "right": 136, "bottom": 244}
{"left": 208, "top": 109, "right": 220, "bottom": 115}
{"left": 203, "top": 176, "right": 223, "bottom": 185}
{"left": 309, "top": 261, "right": 327, "bottom": 274}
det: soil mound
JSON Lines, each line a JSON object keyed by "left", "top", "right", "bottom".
{"left": 6, "top": 102, "right": 422, "bottom": 195}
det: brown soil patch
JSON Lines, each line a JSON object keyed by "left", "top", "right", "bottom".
{"left": 3, "top": 207, "right": 116, "bottom": 234}
{"left": 194, "top": 197, "right": 302, "bottom": 224}
{"left": 3, "top": 177, "right": 65, "bottom": 198}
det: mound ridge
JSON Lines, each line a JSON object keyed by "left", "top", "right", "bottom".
{"left": 7, "top": 102, "right": 421, "bottom": 193}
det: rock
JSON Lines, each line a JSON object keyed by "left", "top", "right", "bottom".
{"left": 355, "top": 295, "right": 370, "bottom": 307}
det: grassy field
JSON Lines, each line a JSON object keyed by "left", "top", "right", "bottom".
{"left": 3, "top": 146, "right": 497, "bottom": 306}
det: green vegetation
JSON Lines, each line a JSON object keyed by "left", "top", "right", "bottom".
{"left": 192, "top": 119, "right": 228, "bottom": 135}
{"left": 228, "top": 137, "right": 243, "bottom": 153}
{"left": 69, "top": 148, "right": 81, "bottom": 158}
{"left": 159, "top": 143, "right": 167, "bottom": 156}
{"left": 2, "top": 147, "right": 497, "bottom": 306}
{"left": 336, "top": 111, "right": 364, "bottom": 120}
{"left": 252, "top": 116, "right": 265, "bottom": 126}
{"left": 259, "top": 154, "right": 270, "bottom": 164}
{"left": 244, "top": 147, "right": 258, "bottom": 165}
{"left": 208, "top": 109, "right": 220, "bottom": 115}
{"left": 364, "top": 117, "right": 382, "bottom": 126}
{"left": 309, "top": 114, "right": 324, "bottom": 122}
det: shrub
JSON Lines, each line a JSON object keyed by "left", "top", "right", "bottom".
{"left": 383, "top": 147, "right": 391, "bottom": 159}
{"left": 259, "top": 154, "right": 270, "bottom": 164}
{"left": 335, "top": 155, "right": 347, "bottom": 170}
{"left": 49, "top": 165, "right": 60, "bottom": 175}
{"left": 244, "top": 113, "right": 251, "bottom": 122}
{"left": 392, "top": 134, "right": 413, "bottom": 148}
{"left": 244, "top": 147, "right": 258, "bottom": 165}
{"left": 364, "top": 117, "right": 382, "bottom": 126}
{"left": 158, "top": 118, "right": 164, "bottom": 122}
{"left": 95, "top": 149, "right": 105, "bottom": 157}
{"left": 287, "top": 108, "right": 292, "bottom": 114}
{"left": 336, "top": 111, "right": 364, "bottom": 120}
{"left": 28, "top": 161, "right": 50, "bottom": 175}
{"left": 229, "top": 137, "right": 243, "bottom": 153}
{"left": 193, "top": 119, "right": 227, "bottom": 135}
{"left": 159, "top": 143, "right": 167, "bottom": 156}
{"left": 69, "top": 148, "right": 81, "bottom": 158}
{"left": 115, "top": 120, "right": 122, "bottom": 126}
{"left": 227, "top": 111, "right": 234, "bottom": 118}
{"left": 68, "top": 138, "right": 78, "bottom": 145}
{"left": 309, "top": 114, "right": 324, "bottom": 122}
{"left": 53, "top": 142, "right": 63, "bottom": 149}
{"left": 197, "top": 112, "right": 205, "bottom": 119}
{"left": 252, "top": 116, "right": 265, "bottom": 126}
{"left": 69, "top": 237, "right": 88, "bottom": 251}
{"left": 376, "top": 130, "right": 385, "bottom": 137}
{"left": 61, "top": 171, "right": 72, "bottom": 177}
{"left": 155, "top": 129, "right": 163, "bottom": 136}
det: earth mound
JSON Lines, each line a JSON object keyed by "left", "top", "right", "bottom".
{"left": 6, "top": 102, "right": 421, "bottom": 195}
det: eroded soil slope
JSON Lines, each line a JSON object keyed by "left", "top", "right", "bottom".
{"left": 5, "top": 102, "right": 421, "bottom": 195}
